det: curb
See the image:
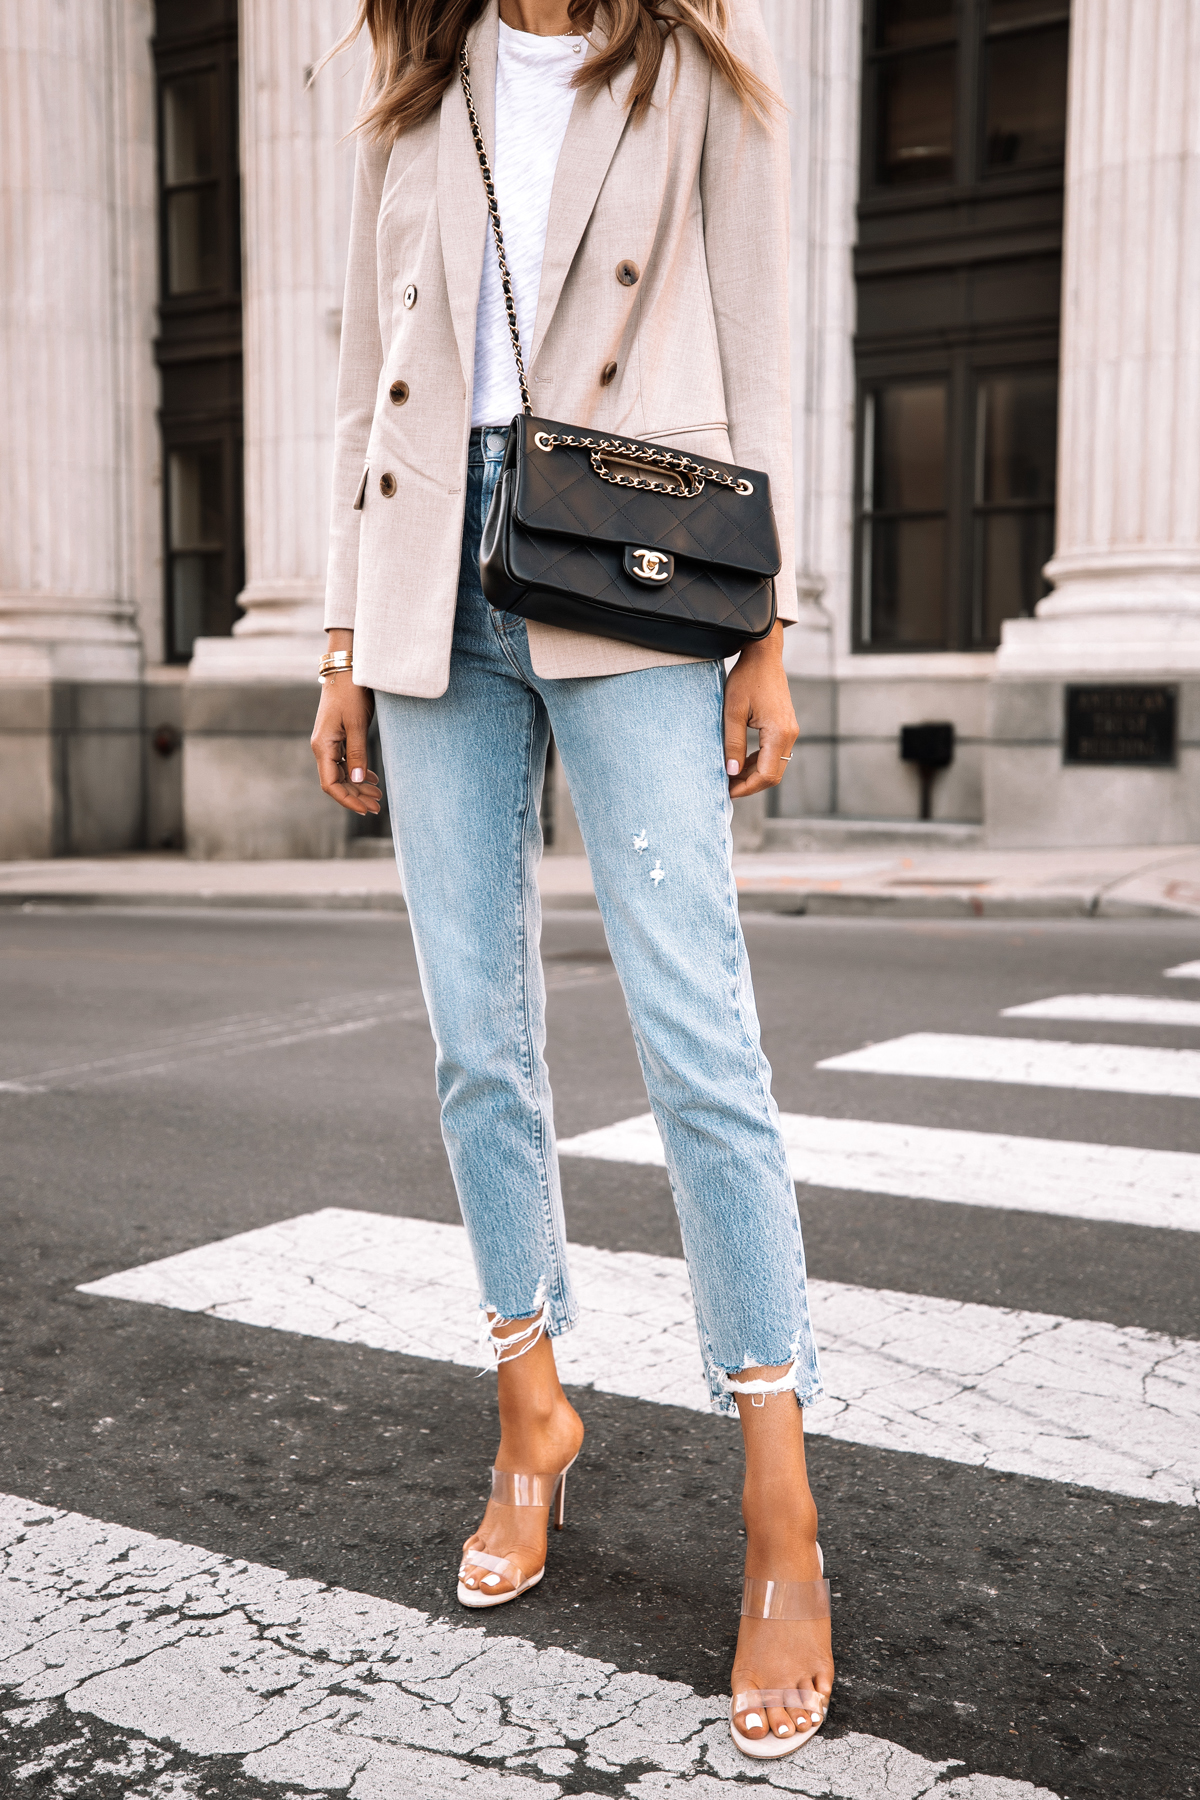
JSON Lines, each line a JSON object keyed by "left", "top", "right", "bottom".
{"left": 2, "top": 887, "right": 1192, "bottom": 921}
{"left": 0, "top": 890, "right": 410, "bottom": 914}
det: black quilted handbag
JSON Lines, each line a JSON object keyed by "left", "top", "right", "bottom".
{"left": 461, "top": 47, "right": 781, "bottom": 660}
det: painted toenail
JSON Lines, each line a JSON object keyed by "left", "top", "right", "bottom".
{"left": 744, "top": 1713, "right": 763, "bottom": 1731}
{"left": 810, "top": 1710, "right": 822, "bottom": 1722}
{"left": 483, "top": 1574, "right": 501, "bottom": 1586}
{"left": 777, "top": 1724, "right": 791, "bottom": 1735}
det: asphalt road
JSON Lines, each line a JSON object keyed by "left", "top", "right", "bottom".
{"left": 1, "top": 905, "right": 1198, "bottom": 1799}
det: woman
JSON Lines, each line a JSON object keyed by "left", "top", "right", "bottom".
{"left": 311, "top": 0, "right": 834, "bottom": 1758}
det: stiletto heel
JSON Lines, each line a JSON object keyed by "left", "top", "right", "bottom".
{"left": 457, "top": 1455, "right": 578, "bottom": 1609}
{"left": 730, "top": 1544, "right": 832, "bottom": 1760}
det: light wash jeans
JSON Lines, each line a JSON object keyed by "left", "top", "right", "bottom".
{"left": 375, "top": 427, "right": 822, "bottom": 1416}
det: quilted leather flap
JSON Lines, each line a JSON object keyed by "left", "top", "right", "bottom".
{"left": 512, "top": 416, "right": 782, "bottom": 579}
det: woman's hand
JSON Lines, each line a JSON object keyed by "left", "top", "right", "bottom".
{"left": 310, "top": 633, "right": 383, "bottom": 816}
{"left": 723, "top": 623, "right": 798, "bottom": 799}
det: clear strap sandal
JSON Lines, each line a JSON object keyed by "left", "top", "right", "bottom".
{"left": 457, "top": 1459, "right": 576, "bottom": 1610}
{"left": 730, "top": 1544, "right": 832, "bottom": 1760}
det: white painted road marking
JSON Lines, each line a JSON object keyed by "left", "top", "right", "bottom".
{"left": 79, "top": 1210, "right": 1200, "bottom": 1506}
{"left": 1003, "top": 993, "right": 1200, "bottom": 1028}
{"left": 558, "top": 1111, "right": 1200, "bottom": 1233}
{"left": 1165, "top": 961, "right": 1200, "bottom": 979}
{"left": 0, "top": 1493, "right": 1061, "bottom": 1799}
{"left": 817, "top": 1033, "right": 1200, "bottom": 1099}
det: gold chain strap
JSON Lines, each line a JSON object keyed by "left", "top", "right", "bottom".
{"left": 457, "top": 43, "right": 752, "bottom": 501}
{"left": 532, "top": 429, "right": 754, "bottom": 499}
{"left": 459, "top": 45, "right": 532, "bottom": 416}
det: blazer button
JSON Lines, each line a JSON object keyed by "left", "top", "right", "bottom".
{"left": 379, "top": 472, "right": 397, "bottom": 497}
{"left": 389, "top": 379, "right": 410, "bottom": 405}
{"left": 616, "top": 261, "right": 640, "bottom": 287}
{"left": 600, "top": 361, "right": 618, "bottom": 386}
{"left": 403, "top": 283, "right": 418, "bottom": 309}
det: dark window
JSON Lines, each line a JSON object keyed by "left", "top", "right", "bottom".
{"left": 167, "top": 446, "right": 228, "bottom": 657}
{"left": 877, "top": 48, "right": 957, "bottom": 187}
{"left": 855, "top": 0, "right": 1068, "bottom": 650}
{"left": 860, "top": 383, "right": 949, "bottom": 646}
{"left": 973, "top": 370, "right": 1058, "bottom": 641}
{"left": 865, "top": 0, "right": 1069, "bottom": 195}
{"left": 877, "top": 0, "right": 957, "bottom": 49}
{"left": 984, "top": 20, "right": 1070, "bottom": 173}
{"left": 162, "top": 73, "right": 222, "bottom": 293}
{"left": 872, "top": 4, "right": 958, "bottom": 188}
{"left": 154, "top": 1, "right": 243, "bottom": 662}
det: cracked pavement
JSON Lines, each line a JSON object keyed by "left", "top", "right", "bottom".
{"left": 1, "top": 909, "right": 1198, "bottom": 1799}
{"left": 80, "top": 1209, "right": 1200, "bottom": 1506}
{"left": 1, "top": 1495, "right": 1056, "bottom": 1799}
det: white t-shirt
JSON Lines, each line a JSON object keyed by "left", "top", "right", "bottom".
{"left": 471, "top": 21, "right": 584, "bottom": 428}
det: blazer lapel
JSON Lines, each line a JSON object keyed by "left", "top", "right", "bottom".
{"left": 530, "top": 28, "right": 636, "bottom": 366}
{"left": 438, "top": 1, "right": 499, "bottom": 394}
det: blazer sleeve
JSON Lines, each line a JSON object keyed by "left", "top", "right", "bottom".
{"left": 698, "top": 0, "right": 797, "bottom": 622}
{"left": 324, "top": 127, "right": 390, "bottom": 631}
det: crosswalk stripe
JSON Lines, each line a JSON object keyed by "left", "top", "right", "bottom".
{"left": 816, "top": 1033, "right": 1200, "bottom": 1098}
{"left": 0, "top": 1492, "right": 1061, "bottom": 1799}
{"left": 558, "top": 1111, "right": 1200, "bottom": 1232}
{"left": 78, "top": 1210, "right": 1200, "bottom": 1507}
{"left": 1002, "top": 994, "right": 1200, "bottom": 1028}
{"left": 1165, "top": 961, "right": 1200, "bottom": 979}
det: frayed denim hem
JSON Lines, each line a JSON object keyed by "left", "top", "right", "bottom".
{"left": 707, "top": 1376, "right": 826, "bottom": 1420}
{"left": 475, "top": 1285, "right": 579, "bottom": 1372}
{"left": 706, "top": 1327, "right": 825, "bottom": 1417}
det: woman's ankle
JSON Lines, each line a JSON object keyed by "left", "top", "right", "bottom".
{"left": 741, "top": 1480, "right": 818, "bottom": 1540}
{"left": 495, "top": 1393, "right": 582, "bottom": 1463}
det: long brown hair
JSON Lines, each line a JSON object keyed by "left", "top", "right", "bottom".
{"left": 321, "top": 1, "right": 777, "bottom": 142}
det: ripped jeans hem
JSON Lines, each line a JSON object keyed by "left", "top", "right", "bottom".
{"left": 708, "top": 1356, "right": 825, "bottom": 1418}
{"left": 476, "top": 1291, "right": 579, "bottom": 1371}
{"left": 707, "top": 1383, "right": 825, "bottom": 1419}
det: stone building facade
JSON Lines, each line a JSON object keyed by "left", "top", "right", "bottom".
{"left": 2, "top": 0, "right": 1197, "bottom": 858}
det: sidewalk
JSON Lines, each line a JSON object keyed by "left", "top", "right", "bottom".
{"left": 2, "top": 841, "right": 1200, "bottom": 918}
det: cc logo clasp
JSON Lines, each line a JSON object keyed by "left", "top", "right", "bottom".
{"left": 628, "top": 547, "right": 673, "bottom": 585}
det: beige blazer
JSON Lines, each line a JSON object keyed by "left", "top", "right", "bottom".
{"left": 325, "top": 0, "right": 795, "bottom": 697}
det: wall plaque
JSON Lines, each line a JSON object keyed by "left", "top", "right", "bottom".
{"left": 1064, "top": 685, "right": 1177, "bottom": 767}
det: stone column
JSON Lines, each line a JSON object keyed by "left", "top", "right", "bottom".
{"left": 759, "top": 0, "right": 861, "bottom": 820}
{"left": 190, "top": 0, "right": 365, "bottom": 682}
{"left": 990, "top": 0, "right": 1200, "bottom": 844}
{"left": 184, "top": 1, "right": 366, "bottom": 857}
{"left": 0, "top": 0, "right": 158, "bottom": 856}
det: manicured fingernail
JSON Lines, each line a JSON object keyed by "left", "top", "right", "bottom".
{"left": 350, "top": 768, "right": 364, "bottom": 782}
{"left": 726, "top": 759, "right": 740, "bottom": 776}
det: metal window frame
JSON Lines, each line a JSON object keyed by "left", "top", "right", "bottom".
{"left": 153, "top": 1, "right": 244, "bottom": 665}
{"left": 853, "top": 0, "right": 1069, "bottom": 655}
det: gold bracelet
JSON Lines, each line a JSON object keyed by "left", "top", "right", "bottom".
{"left": 318, "top": 649, "right": 353, "bottom": 684}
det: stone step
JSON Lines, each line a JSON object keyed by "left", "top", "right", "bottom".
{"left": 763, "top": 817, "right": 984, "bottom": 854}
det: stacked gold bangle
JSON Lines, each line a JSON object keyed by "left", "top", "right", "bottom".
{"left": 318, "top": 649, "right": 353, "bottom": 685}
